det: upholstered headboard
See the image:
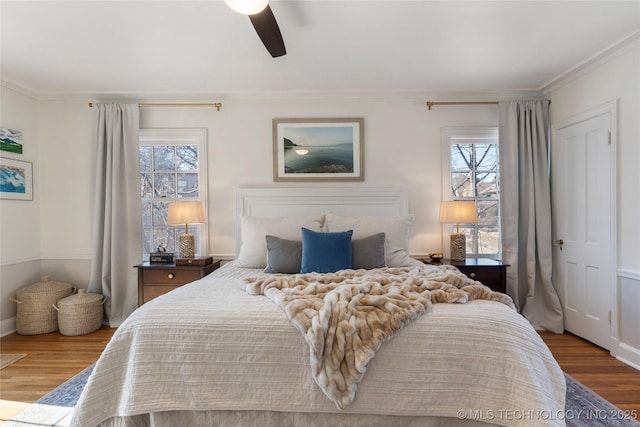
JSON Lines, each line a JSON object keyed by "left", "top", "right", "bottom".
{"left": 235, "top": 187, "right": 409, "bottom": 254}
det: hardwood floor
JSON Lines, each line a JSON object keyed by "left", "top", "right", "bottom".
{"left": 539, "top": 331, "right": 640, "bottom": 416}
{"left": 1, "top": 327, "right": 639, "bottom": 422}
{"left": 0, "top": 325, "right": 116, "bottom": 422}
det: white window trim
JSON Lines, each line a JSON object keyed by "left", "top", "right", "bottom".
{"left": 140, "top": 128, "right": 209, "bottom": 257}
{"left": 441, "top": 126, "right": 500, "bottom": 259}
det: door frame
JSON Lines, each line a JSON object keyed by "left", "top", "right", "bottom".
{"left": 552, "top": 99, "right": 618, "bottom": 352}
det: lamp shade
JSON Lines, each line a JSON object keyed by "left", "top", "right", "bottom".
{"left": 167, "top": 201, "right": 205, "bottom": 226}
{"left": 224, "top": 0, "right": 269, "bottom": 15}
{"left": 439, "top": 201, "right": 479, "bottom": 225}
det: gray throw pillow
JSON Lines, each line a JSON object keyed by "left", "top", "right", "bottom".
{"left": 352, "top": 232, "right": 386, "bottom": 269}
{"left": 265, "top": 235, "right": 302, "bottom": 273}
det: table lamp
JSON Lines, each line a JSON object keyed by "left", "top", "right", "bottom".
{"left": 439, "top": 201, "right": 478, "bottom": 261}
{"left": 167, "top": 201, "right": 205, "bottom": 259}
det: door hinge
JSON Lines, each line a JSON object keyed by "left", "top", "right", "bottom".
{"left": 608, "top": 131, "right": 612, "bottom": 145}
{"left": 609, "top": 311, "right": 612, "bottom": 325}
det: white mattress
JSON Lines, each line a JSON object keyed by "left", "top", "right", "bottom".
{"left": 71, "top": 262, "right": 566, "bottom": 427}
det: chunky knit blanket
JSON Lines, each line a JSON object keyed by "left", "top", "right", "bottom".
{"left": 245, "top": 265, "right": 515, "bottom": 409}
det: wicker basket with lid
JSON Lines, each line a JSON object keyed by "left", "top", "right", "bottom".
{"left": 12, "top": 276, "right": 75, "bottom": 335}
{"left": 53, "top": 289, "right": 105, "bottom": 336}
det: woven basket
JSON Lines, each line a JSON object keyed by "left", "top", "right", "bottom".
{"left": 11, "top": 276, "right": 75, "bottom": 335}
{"left": 53, "top": 289, "right": 105, "bottom": 336}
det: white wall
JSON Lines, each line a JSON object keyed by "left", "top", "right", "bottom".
{"left": 547, "top": 39, "right": 640, "bottom": 368}
{"left": 142, "top": 97, "right": 498, "bottom": 258}
{"left": 0, "top": 85, "right": 42, "bottom": 334}
{"left": 34, "top": 97, "right": 498, "bottom": 263}
{"left": 38, "top": 100, "right": 95, "bottom": 260}
{"left": 0, "top": 86, "right": 40, "bottom": 261}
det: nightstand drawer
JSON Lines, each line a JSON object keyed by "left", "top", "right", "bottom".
{"left": 143, "top": 269, "right": 201, "bottom": 285}
{"left": 422, "top": 258, "right": 508, "bottom": 294}
{"left": 456, "top": 267, "right": 503, "bottom": 291}
{"left": 134, "top": 260, "right": 221, "bottom": 306}
{"left": 143, "top": 285, "right": 181, "bottom": 303}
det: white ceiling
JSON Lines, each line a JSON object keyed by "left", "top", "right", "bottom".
{"left": 1, "top": 1, "right": 639, "bottom": 98}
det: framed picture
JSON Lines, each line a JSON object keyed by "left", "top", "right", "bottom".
{"left": 0, "top": 157, "right": 33, "bottom": 200}
{"left": 273, "top": 118, "right": 364, "bottom": 182}
{"left": 0, "top": 127, "right": 23, "bottom": 154}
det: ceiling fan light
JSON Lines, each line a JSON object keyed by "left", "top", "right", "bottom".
{"left": 224, "top": 0, "right": 269, "bottom": 15}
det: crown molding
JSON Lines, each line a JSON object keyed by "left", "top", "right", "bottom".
{"left": 541, "top": 30, "right": 640, "bottom": 94}
{"left": 31, "top": 88, "right": 546, "bottom": 103}
{"left": 0, "top": 79, "right": 39, "bottom": 100}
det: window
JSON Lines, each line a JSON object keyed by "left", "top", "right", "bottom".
{"left": 139, "top": 129, "right": 208, "bottom": 258}
{"left": 442, "top": 127, "right": 501, "bottom": 258}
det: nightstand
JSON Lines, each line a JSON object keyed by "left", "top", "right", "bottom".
{"left": 422, "top": 258, "right": 509, "bottom": 294}
{"left": 134, "top": 260, "right": 221, "bottom": 306}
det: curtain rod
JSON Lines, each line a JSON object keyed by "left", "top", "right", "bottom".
{"left": 426, "top": 100, "right": 550, "bottom": 110}
{"left": 426, "top": 101, "right": 496, "bottom": 110}
{"left": 88, "top": 102, "right": 222, "bottom": 111}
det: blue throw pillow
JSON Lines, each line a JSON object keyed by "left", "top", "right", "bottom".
{"left": 301, "top": 228, "right": 353, "bottom": 274}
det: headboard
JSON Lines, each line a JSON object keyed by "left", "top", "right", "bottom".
{"left": 236, "top": 187, "right": 409, "bottom": 253}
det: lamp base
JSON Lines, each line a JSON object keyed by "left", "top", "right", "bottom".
{"left": 450, "top": 232, "right": 466, "bottom": 261}
{"left": 178, "top": 233, "right": 195, "bottom": 258}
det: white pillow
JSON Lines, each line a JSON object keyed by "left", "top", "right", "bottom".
{"left": 325, "top": 212, "right": 413, "bottom": 267}
{"left": 237, "top": 215, "right": 324, "bottom": 268}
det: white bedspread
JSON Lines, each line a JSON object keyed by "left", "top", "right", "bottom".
{"left": 71, "top": 262, "right": 566, "bottom": 427}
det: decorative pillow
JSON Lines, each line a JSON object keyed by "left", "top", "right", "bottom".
{"left": 301, "top": 228, "right": 353, "bottom": 274}
{"left": 237, "top": 215, "right": 324, "bottom": 268}
{"left": 265, "top": 235, "right": 302, "bottom": 274}
{"left": 352, "top": 232, "right": 386, "bottom": 269}
{"left": 325, "top": 212, "right": 413, "bottom": 267}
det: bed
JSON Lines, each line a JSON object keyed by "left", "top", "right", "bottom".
{"left": 71, "top": 187, "right": 566, "bottom": 427}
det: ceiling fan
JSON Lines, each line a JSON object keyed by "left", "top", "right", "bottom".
{"left": 224, "top": 0, "right": 286, "bottom": 58}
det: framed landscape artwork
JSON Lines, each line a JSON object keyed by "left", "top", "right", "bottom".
{"left": 0, "top": 157, "right": 33, "bottom": 200}
{"left": 273, "top": 118, "right": 364, "bottom": 182}
{"left": 0, "top": 127, "right": 23, "bottom": 154}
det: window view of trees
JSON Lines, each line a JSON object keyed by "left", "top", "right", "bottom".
{"left": 140, "top": 144, "right": 201, "bottom": 255}
{"left": 449, "top": 141, "right": 501, "bottom": 256}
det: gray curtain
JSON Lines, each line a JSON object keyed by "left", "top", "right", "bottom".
{"left": 88, "top": 103, "right": 142, "bottom": 327}
{"left": 498, "top": 100, "right": 564, "bottom": 333}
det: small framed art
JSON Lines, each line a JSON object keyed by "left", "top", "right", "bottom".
{"left": 0, "top": 128, "right": 23, "bottom": 154}
{"left": 272, "top": 118, "right": 364, "bottom": 182}
{"left": 0, "top": 157, "right": 33, "bottom": 200}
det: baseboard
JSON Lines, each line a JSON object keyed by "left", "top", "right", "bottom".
{"left": 1, "top": 317, "right": 16, "bottom": 337}
{"left": 616, "top": 342, "right": 640, "bottom": 371}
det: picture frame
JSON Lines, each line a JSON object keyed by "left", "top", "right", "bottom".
{"left": 273, "top": 118, "right": 364, "bottom": 182}
{"left": 0, "top": 157, "right": 33, "bottom": 200}
{"left": 0, "top": 127, "right": 23, "bottom": 154}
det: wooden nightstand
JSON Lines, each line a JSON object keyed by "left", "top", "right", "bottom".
{"left": 134, "top": 260, "right": 221, "bottom": 306}
{"left": 422, "top": 258, "right": 509, "bottom": 294}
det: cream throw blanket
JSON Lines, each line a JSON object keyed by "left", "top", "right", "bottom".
{"left": 245, "top": 265, "right": 515, "bottom": 409}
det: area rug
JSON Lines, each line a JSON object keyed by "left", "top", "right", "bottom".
{"left": 564, "top": 374, "right": 639, "bottom": 427}
{"left": 2, "top": 364, "right": 93, "bottom": 427}
{"left": 3, "top": 368, "right": 639, "bottom": 427}
{"left": 0, "top": 353, "right": 26, "bottom": 369}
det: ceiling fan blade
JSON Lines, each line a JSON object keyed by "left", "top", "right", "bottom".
{"left": 249, "top": 4, "right": 286, "bottom": 58}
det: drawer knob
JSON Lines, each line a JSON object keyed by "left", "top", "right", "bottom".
{"left": 168, "top": 273, "right": 175, "bottom": 279}
{"left": 469, "top": 273, "right": 476, "bottom": 279}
